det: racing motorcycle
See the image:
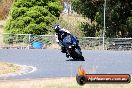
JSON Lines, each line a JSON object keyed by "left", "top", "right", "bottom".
{"left": 60, "top": 34, "right": 85, "bottom": 61}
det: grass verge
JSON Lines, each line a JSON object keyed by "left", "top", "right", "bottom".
{"left": 0, "top": 62, "right": 21, "bottom": 74}
{"left": 0, "top": 77, "right": 131, "bottom": 88}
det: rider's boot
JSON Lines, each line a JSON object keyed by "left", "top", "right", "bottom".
{"left": 61, "top": 47, "right": 66, "bottom": 53}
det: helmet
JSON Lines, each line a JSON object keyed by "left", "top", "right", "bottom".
{"left": 53, "top": 24, "right": 61, "bottom": 32}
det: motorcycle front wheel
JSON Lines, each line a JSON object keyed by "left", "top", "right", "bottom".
{"left": 71, "top": 49, "right": 85, "bottom": 61}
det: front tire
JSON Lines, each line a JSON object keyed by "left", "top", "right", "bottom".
{"left": 71, "top": 49, "right": 85, "bottom": 61}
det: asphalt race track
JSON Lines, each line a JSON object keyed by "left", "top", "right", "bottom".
{"left": 0, "top": 49, "right": 132, "bottom": 79}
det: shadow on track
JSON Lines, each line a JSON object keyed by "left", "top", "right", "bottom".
{"left": 66, "top": 59, "right": 85, "bottom": 61}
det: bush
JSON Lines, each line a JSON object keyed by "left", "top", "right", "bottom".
{"left": 5, "top": 0, "right": 63, "bottom": 35}
{"left": 3, "top": 34, "right": 14, "bottom": 44}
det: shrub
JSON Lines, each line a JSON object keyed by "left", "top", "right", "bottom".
{"left": 5, "top": 0, "right": 63, "bottom": 35}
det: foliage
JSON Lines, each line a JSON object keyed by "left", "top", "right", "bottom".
{"left": 3, "top": 34, "right": 14, "bottom": 44}
{"left": 3, "top": 34, "right": 29, "bottom": 44}
{"left": 80, "top": 22, "right": 96, "bottom": 37}
{"left": 57, "top": 14, "right": 87, "bottom": 37}
{"left": 5, "top": 0, "right": 63, "bottom": 35}
{"left": 72, "top": 0, "right": 132, "bottom": 38}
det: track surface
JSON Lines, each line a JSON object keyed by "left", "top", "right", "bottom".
{"left": 0, "top": 49, "right": 132, "bottom": 79}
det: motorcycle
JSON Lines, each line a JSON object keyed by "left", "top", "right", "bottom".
{"left": 60, "top": 34, "right": 85, "bottom": 61}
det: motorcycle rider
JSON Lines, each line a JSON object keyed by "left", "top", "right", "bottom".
{"left": 53, "top": 24, "right": 84, "bottom": 61}
{"left": 53, "top": 24, "right": 81, "bottom": 58}
{"left": 53, "top": 24, "right": 84, "bottom": 60}
{"left": 53, "top": 24, "right": 71, "bottom": 54}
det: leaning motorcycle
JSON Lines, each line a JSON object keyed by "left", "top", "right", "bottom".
{"left": 61, "top": 34, "right": 85, "bottom": 61}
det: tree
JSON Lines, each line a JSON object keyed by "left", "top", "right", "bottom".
{"left": 103, "top": 0, "right": 132, "bottom": 37}
{"left": 72, "top": 0, "right": 104, "bottom": 37}
{"left": 5, "top": 0, "right": 63, "bottom": 35}
{"left": 72, "top": 0, "right": 132, "bottom": 38}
